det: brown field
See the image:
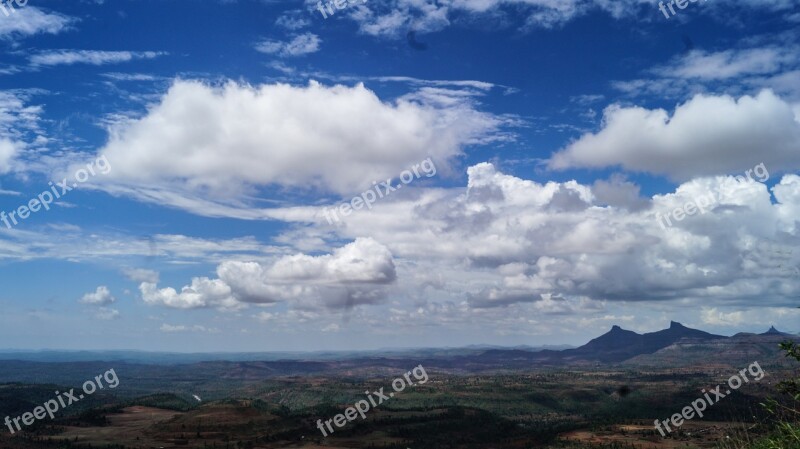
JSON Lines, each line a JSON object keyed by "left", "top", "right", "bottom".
{"left": 562, "top": 421, "right": 749, "bottom": 449}
{"left": 53, "top": 406, "right": 183, "bottom": 447}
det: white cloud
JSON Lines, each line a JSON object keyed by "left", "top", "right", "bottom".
{"left": 87, "top": 79, "right": 505, "bottom": 215}
{"left": 0, "top": 231, "right": 275, "bottom": 264}
{"left": 265, "top": 237, "right": 396, "bottom": 284}
{"left": 255, "top": 33, "right": 320, "bottom": 57}
{"left": 124, "top": 159, "right": 800, "bottom": 329}
{"left": 253, "top": 311, "right": 275, "bottom": 322}
{"left": 95, "top": 307, "right": 120, "bottom": 320}
{"left": 0, "top": 139, "right": 19, "bottom": 174}
{"left": 369, "top": 76, "right": 496, "bottom": 91}
{"left": 140, "top": 238, "right": 396, "bottom": 310}
{"left": 591, "top": 174, "right": 649, "bottom": 211}
{"left": 666, "top": 47, "right": 799, "bottom": 80}
{"left": 0, "top": 7, "right": 74, "bottom": 38}
{"left": 79, "top": 286, "right": 116, "bottom": 305}
{"left": 122, "top": 268, "right": 159, "bottom": 283}
{"left": 101, "top": 72, "right": 158, "bottom": 81}
{"left": 275, "top": 10, "right": 311, "bottom": 30}
{"left": 6, "top": 151, "right": 800, "bottom": 326}
{"left": 322, "top": 323, "right": 340, "bottom": 332}
{"left": 0, "top": 90, "right": 47, "bottom": 172}
{"left": 141, "top": 278, "right": 239, "bottom": 310}
{"left": 283, "top": 162, "right": 800, "bottom": 311}
{"left": 549, "top": 90, "right": 800, "bottom": 180}
{"left": 614, "top": 43, "right": 800, "bottom": 101}
{"left": 701, "top": 307, "right": 746, "bottom": 326}
{"left": 329, "top": 0, "right": 800, "bottom": 38}
{"left": 160, "top": 323, "right": 218, "bottom": 333}
{"left": 6, "top": 150, "right": 800, "bottom": 336}
{"left": 30, "top": 50, "right": 165, "bottom": 67}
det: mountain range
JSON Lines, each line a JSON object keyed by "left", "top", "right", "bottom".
{"left": 464, "top": 322, "right": 798, "bottom": 369}
{"left": 0, "top": 323, "right": 795, "bottom": 374}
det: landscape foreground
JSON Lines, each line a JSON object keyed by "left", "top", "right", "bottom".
{"left": 0, "top": 322, "right": 798, "bottom": 449}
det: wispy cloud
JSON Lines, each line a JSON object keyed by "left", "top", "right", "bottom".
{"left": 160, "top": 324, "right": 219, "bottom": 333}
{"left": 95, "top": 307, "right": 120, "bottom": 320}
{"left": 122, "top": 268, "right": 159, "bottom": 284}
{"left": 651, "top": 45, "right": 800, "bottom": 81}
{"left": 332, "top": 0, "right": 800, "bottom": 38}
{"left": 0, "top": 7, "right": 75, "bottom": 38}
{"left": 255, "top": 33, "right": 320, "bottom": 57}
{"left": 30, "top": 50, "right": 166, "bottom": 67}
{"left": 101, "top": 72, "right": 159, "bottom": 81}
{"left": 0, "top": 188, "right": 21, "bottom": 196}
{"left": 275, "top": 10, "right": 311, "bottom": 30}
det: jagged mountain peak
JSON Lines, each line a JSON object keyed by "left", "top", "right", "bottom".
{"left": 670, "top": 321, "right": 685, "bottom": 329}
{"left": 762, "top": 326, "right": 787, "bottom": 336}
{"left": 567, "top": 321, "right": 725, "bottom": 363}
{"left": 601, "top": 325, "right": 639, "bottom": 337}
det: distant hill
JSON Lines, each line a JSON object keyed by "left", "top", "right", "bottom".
{"left": 625, "top": 330, "right": 799, "bottom": 368}
{"left": 492, "top": 321, "right": 722, "bottom": 364}
{"left": 761, "top": 325, "right": 791, "bottom": 336}
{"left": 0, "top": 324, "right": 795, "bottom": 378}
{"left": 0, "top": 344, "right": 574, "bottom": 365}
{"left": 563, "top": 321, "right": 725, "bottom": 363}
{"left": 464, "top": 322, "right": 795, "bottom": 369}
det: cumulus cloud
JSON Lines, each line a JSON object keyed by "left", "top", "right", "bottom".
{"left": 548, "top": 90, "right": 800, "bottom": 180}
{"left": 140, "top": 238, "right": 397, "bottom": 310}
{"left": 21, "top": 158, "right": 800, "bottom": 333}
{"left": 255, "top": 33, "right": 320, "bottom": 56}
{"left": 30, "top": 50, "right": 165, "bottom": 67}
{"left": 88, "top": 79, "right": 505, "bottom": 215}
{"left": 80, "top": 286, "right": 116, "bottom": 305}
{"left": 291, "top": 162, "right": 800, "bottom": 310}
{"left": 266, "top": 237, "right": 396, "bottom": 284}
{"left": 141, "top": 277, "right": 239, "bottom": 310}
{"left": 592, "top": 174, "right": 650, "bottom": 211}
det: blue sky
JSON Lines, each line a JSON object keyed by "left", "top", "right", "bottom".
{"left": 0, "top": 0, "right": 798, "bottom": 352}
